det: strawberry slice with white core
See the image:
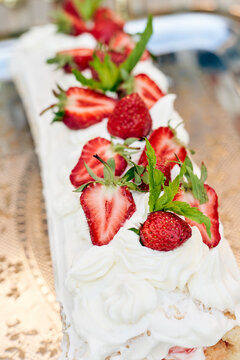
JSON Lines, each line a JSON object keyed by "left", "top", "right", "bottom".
{"left": 138, "top": 127, "right": 187, "bottom": 168}
{"left": 174, "top": 185, "right": 221, "bottom": 248}
{"left": 70, "top": 137, "right": 127, "bottom": 187}
{"left": 63, "top": 87, "right": 117, "bottom": 130}
{"left": 134, "top": 73, "right": 165, "bottom": 109}
{"left": 80, "top": 183, "right": 136, "bottom": 245}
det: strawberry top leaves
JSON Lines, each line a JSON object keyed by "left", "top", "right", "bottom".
{"left": 146, "top": 139, "right": 212, "bottom": 238}
{"left": 73, "top": 15, "right": 153, "bottom": 93}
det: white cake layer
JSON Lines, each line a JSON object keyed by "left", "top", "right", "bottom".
{"left": 12, "top": 25, "right": 240, "bottom": 360}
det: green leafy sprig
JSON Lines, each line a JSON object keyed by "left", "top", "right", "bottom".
{"left": 146, "top": 139, "right": 212, "bottom": 238}
{"left": 73, "top": 15, "right": 153, "bottom": 92}
{"left": 177, "top": 155, "right": 208, "bottom": 204}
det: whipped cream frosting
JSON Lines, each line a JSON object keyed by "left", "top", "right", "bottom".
{"left": 11, "top": 25, "right": 240, "bottom": 360}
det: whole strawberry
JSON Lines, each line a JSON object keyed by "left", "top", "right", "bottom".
{"left": 140, "top": 211, "right": 192, "bottom": 251}
{"left": 107, "top": 93, "right": 152, "bottom": 139}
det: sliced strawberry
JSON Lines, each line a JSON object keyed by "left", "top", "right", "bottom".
{"left": 138, "top": 127, "right": 187, "bottom": 168}
{"left": 57, "top": 48, "right": 94, "bottom": 72}
{"left": 111, "top": 31, "right": 150, "bottom": 61}
{"left": 134, "top": 74, "right": 165, "bottom": 109}
{"left": 70, "top": 137, "right": 127, "bottom": 187}
{"left": 107, "top": 93, "right": 152, "bottom": 139}
{"left": 60, "top": 87, "right": 117, "bottom": 130}
{"left": 80, "top": 183, "right": 136, "bottom": 245}
{"left": 174, "top": 185, "right": 221, "bottom": 248}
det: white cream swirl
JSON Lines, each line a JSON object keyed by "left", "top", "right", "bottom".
{"left": 103, "top": 276, "right": 158, "bottom": 324}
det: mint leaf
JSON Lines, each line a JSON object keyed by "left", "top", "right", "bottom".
{"left": 180, "top": 156, "right": 208, "bottom": 205}
{"left": 165, "top": 201, "right": 211, "bottom": 238}
{"left": 120, "top": 15, "right": 153, "bottom": 74}
{"left": 200, "top": 162, "right": 208, "bottom": 183}
{"left": 73, "top": 0, "right": 103, "bottom": 21}
{"left": 187, "top": 166, "right": 208, "bottom": 204}
{"left": 146, "top": 139, "right": 164, "bottom": 212}
{"left": 155, "top": 176, "right": 180, "bottom": 210}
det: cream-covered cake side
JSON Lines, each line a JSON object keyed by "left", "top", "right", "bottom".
{"left": 11, "top": 25, "right": 240, "bottom": 360}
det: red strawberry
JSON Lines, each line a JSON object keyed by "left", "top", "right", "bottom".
{"left": 140, "top": 211, "right": 192, "bottom": 252}
{"left": 56, "top": 48, "right": 94, "bottom": 73}
{"left": 111, "top": 31, "right": 150, "bottom": 60}
{"left": 80, "top": 183, "right": 136, "bottom": 245}
{"left": 64, "top": 11, "right": 87, "bottom": 36}
{"left": 138, "top": 127, "right": 187, "bottom": 168}
{"left": 134, "top": 74, "right": 165, "bottom": 109}
{"left": 54, "top": 87, "right": 117, "bottom": 130}
{"left": 70, "top": 137, "right": 127, "bottom": 187}
{"left": 94, "top": 8, "right": 124, "bottom": 28}
{"left": 107, "top": 93, "right": 152, "bottom": 139}
{"left": 63, "top": 0, "right": 79, "bottom": 17}
{"left": 91, "top": 8, "right": 124, "bottom": 44}
{"left": 140, "top": 159, "right": 171, "bottom": 192}
{"left": 174, "top": 185, "right": 221, "bottom": 248}
{"left": 91, "top": 19, "right": 123, "bottom": 45}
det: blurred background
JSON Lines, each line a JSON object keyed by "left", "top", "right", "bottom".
{"left": 1, "top": 0, "right": 240, "bottom": 37}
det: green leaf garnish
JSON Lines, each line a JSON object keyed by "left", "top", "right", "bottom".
{"left": 180, "top": 156, "right": 208, "bottom": 204}
{"left": 145, "top": 139, "right": 212, "bottom": 238}
{"left": 146, "top": 138, "right": 165, "bottom": 212}
{"left": 73, "top": 15, "right": 153, "bottom": 92}
{"left": 73, "top": 0, "right": 103, "bottom": 21}
{"left": 120, "top": 15, "right": 153, "bottom": 74}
